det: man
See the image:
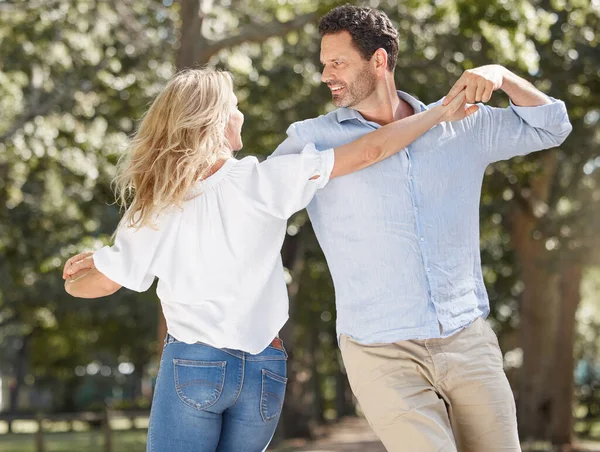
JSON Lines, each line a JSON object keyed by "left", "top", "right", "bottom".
{"left": 270, "top": 5, "right": 572, "bottom": 452}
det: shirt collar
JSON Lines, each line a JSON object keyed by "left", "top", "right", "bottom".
{"left": 336, "top": 91, "right": 428, "bottom": 124}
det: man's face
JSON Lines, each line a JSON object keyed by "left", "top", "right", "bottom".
{"left": 320, "top": 31, "right": 377, "bottom": 108}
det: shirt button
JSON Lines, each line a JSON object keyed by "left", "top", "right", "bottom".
{"left": 420, "top": 237, "right": 425, "bottom": 242}
{"left": 427, "top": 268, "right": 431, "bottom": 272}
{"left": 415, "top": 207, "right": 419, "bottom": 212}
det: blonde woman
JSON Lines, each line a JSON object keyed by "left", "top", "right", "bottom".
{"left": 62, "top": 68, "right": 475, "bottom": 452}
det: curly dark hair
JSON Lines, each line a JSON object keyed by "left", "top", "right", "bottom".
{"left": 318, "top": 4, "right": 398, "bottom": 72}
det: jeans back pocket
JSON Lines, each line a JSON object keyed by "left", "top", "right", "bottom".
{"left": 173, "top": 359, "right": 226, "bottom": 411}
{"left": 260, "top": 369, "right": 287, "bottom": 422}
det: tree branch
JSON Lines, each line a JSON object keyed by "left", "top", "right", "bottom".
{"left": 0, "top": 59, "right": 108, "bottom": 144}
{"left": 0, "top": 0, "right": 167, "bottom": 13}
{"left": 0, "top": 90, "right": 68, "bottom": 143}
{"left": 497, "top": 170, "right": 538, "bottom": 220}
{"left": 195, "top": 12, "right": 319, "bottom": 65}
{"left": 1, "top": 0, "right": 148, "bottom": 144}
{"left": 109, "top": 0, "right": 171, "bottom": 44}
{"left": 0, "top": 0, "right": 64, "bottom": 12}
{"left": 109, "top": 0, "right": 145, "bottom": 38}
{"left": 0, "top": 312, "right": 17, "bottom": 329}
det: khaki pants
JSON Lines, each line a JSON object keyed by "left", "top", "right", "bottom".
{"left": 339, "top": 317, "right": 521, "bottom": 452}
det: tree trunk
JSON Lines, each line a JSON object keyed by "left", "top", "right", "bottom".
{"left": 511, "top": 205, "right": 559, "bottom": 440}
{"left": 169, "top": 1, "right": 320, "bottom": 438}
{"left": 131, "top": 358, "right": 145, "bottom": 402}
{"left": 334, "top": 323, "right": 355, "bottom": 419}
{"left": 335, "top": 367, "right": 355, "bottom": 419}
{"left": 156, "top": 0, "right": 209, "bottom": 360}
{"left": 156, "top": 306, "right": 167, "bottom": 361}
{"left": 9, "top": 334, "right": 29, "bottom": 410}
{"left": 61, "top": 375, "right": 80, "bottom": 412}
{"left": 309, "top": 309, "right": 323, "bottom": 424}
{"left": 510, "top": 151, "right": 581, "bottom": 445}
{"left": 511, "top": 152, "right": 560, "bottom": 440}
{"left": 549, "top": 263, "right": 582, "bottom": 447}
{"left": 277, "top": 227, "right": 313, "bottom": 439}
{"left": 176, "top": 0, "right": 206, "bottom": 70}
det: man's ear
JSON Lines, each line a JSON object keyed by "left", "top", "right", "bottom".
{"left": 373, "top": 48, "right": 389, "bottom": 73}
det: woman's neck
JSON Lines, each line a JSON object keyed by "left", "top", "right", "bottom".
{"left": 199, "top": 158, "right": 228, "bottom": 181}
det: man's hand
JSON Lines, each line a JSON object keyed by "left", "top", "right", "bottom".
{"left": 63, "top": 251, "right": 95, "bottom": 280}
{"left": 443, "top": 65, "right": 506, "bottom": 106}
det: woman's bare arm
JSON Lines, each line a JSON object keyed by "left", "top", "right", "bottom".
{"left": 63, "top": 252, "right": 122, "bottom": 298}
{"left": 331, "top": 91, "right": 477, "bottom": 179}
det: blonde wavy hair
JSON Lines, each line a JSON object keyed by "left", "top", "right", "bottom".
{"left": 114, "top": 68, "right": 234, "bottom": 229}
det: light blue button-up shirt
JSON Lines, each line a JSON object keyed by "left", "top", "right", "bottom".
{"left": 271, "top": 92, "right": 572, "bottom": 344}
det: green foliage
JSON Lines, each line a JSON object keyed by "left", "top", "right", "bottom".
{"left": 0, "top": 0, "right": 177, "bottom": 409}
{"left": 1, "top": 0, "right": 598, "bottom": 433}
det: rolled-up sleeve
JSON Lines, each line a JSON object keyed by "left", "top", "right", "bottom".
{"left": 250, "top": 143, "right": 335, "bottom": 219}
{"left": 93, "top": 224, "right": 161, "bottom": 292}
{"left": 473, "top": 97, "right": 572, "bottom": 165}
{"left": 269, "top": 123, "right": 306, "bottom": 158}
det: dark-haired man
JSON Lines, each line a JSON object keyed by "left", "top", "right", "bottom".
{"left": 270, "top": 4, "right": 571, "bottom": 452}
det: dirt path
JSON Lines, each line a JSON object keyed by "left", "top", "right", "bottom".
{"left": 273, "top": 417, "right": 600, "bottom": 452}
{"left": 273, "top": 417, "right": 386, "bottom": 452}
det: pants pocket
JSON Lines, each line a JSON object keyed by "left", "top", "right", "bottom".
{"left": 173, "top": 359, "right": 226, "bottom": 411}
{"left": 260, "top": 369, "right": 287, "bottom": 422}
{"left": 478, "top": 321, "right": 505, "bottom": 370}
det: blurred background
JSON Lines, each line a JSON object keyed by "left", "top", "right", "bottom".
{"left": 0, "top": 0, "right": 598, "bottom": 451}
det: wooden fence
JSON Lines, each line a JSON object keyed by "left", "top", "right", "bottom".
{"left": 0, "top": 408, "right": 150, "bottom": 452}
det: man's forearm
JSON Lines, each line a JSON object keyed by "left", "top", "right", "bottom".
{"left": 500, "top": 68, "right": 552, "bottom": 107}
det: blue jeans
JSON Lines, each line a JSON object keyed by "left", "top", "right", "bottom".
{"left": 147, "top": 334, "right": 288, "bottom": 452}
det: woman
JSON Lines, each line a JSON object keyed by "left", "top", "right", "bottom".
{"left": 63, "top": 68, "right": 475, "bottom": 452}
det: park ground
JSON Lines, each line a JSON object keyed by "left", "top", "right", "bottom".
{"left": 2, "top": 416, "right": 600, "bottom": 451}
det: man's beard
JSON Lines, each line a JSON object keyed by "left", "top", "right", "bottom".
{"left": 332, "top": 67, "right": 377, "bottom": 108}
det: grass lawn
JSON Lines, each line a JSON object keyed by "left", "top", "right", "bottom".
{"left": 0, "top": 430, "right": 147, "bottom": 452}
{"left": 3, "top": 420, "right": 600, "bottom": 452}
{"left": 0, "top": 430, "right": 288, "bottom": 452}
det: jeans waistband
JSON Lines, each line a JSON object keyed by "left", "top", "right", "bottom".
{"left": 164, "top": 333, "right": 287, "bottom": 360}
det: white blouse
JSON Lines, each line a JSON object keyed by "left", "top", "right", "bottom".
{"left": 93, "top": 144, "right": 335, "bottom": 354}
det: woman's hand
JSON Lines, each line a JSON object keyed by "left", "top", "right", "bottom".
{"left": 63, "top": 251, "right": 122, "bottom": 298}
{"left": 439, "top": 91, "right": 479, "bottom": 123}
{"left": 63, "top": 251, "right": 95, "bottom": 280}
